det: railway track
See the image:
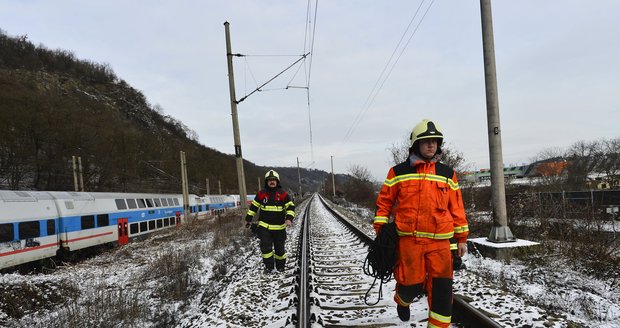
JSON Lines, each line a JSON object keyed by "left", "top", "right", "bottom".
{"left": 292, "top": 194, "right": 502, "bottom": 327}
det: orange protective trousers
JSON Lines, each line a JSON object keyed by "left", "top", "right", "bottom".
{"left": 394, "top": 237, "right": 453, "bottom": 328}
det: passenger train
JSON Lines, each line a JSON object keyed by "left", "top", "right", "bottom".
{"left": 0, "top": 190, "right": 251, "bottom": 270}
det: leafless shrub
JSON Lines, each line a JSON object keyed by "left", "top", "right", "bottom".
{"left": 0, "top": 280, "right": 78, "bottom": 321}
{"left": 506, "top": 192, "right": 620, "bottom": 279}
{"left": 41, "top": 284, "right": 145, "bottom": 328}
{"left": 144, "top": 247, "right": 201, "bottom": 301}
{"left": 208, "top": 211, "right": 246, "bottom": 249}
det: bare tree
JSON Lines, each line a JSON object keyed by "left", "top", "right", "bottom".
{"left": 385, "top": 132, "right": 470, "bottom": 176}
{"left": 566, "top": 140, "right": 601, "bottom": 189}
{"left": 529, "top": 147, "right": 567, "bottom": 190}
{"left": 341, "top": 164, "right": 377, "bottom": 208}
{"left": 387, "top": 133, "right": 410, "bottom": 166}
{"left": 598, "top": 137, "right": 620, "bottom": 188}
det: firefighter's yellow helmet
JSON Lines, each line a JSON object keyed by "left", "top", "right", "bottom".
{"left": 264, "top": 170, "right": 280, "bottom": 182}
{"left": 410, "top": 119, "right": 444, "bottom": 147}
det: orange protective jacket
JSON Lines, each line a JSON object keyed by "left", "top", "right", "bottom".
{"left": 374, "top": 156, "right": 469, "bottom": 243}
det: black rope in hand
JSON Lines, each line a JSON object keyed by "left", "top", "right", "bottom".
{"left": 363, "top": 222, "right": 398, "bottom": 306}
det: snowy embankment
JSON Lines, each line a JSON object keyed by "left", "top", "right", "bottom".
{"left": 1, "top": 197, "right": 619, "bottom": 327}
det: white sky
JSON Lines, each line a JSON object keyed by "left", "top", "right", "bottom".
{"left": 1, "top": 0, "right": 618, "bottom": 181}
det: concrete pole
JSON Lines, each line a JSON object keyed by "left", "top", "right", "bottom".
{"left": 78, "top": 156, "right": 84, "bottom": 192}
{"left": 224, "top": 22, "right": 248, "bottom": 213}
{"left": 297, "top": 157, "right": 302, "bottom": 197}
{"left": 180, "top": 151, "right": 189, "bottom": 218}
{"left": 218, "top": 180, "right": 222, "bottom": 195}
{"left": 331, "top": 156, "right": 336, "bottom": 198}
{"left": 72, "top": 156, "right": 78, "bottom": 192}
{"left": 258, "top": 176, "right": 261, "bottom": 192}
{"left": 206, "top": 178, "right": 210, "bottom": 195}
{"left": 480, "top": 0, "right": 515, "bottom": 242}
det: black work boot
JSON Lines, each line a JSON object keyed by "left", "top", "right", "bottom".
{"left": 263, "top": 267, "right": 273, "bottom": 274}
{"left": 276, "top": 266, "right": 285, "bottom": 272}
{"left": 397, "top": 305, "right": 410, "bottom": 321}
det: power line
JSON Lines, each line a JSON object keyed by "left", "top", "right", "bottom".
{"left": 343, "top": 0, "right": 435, "bottom": 142}
{"left": 301, "top": 0, "right": 319, "bottom": 166}
{"left": 236, "top": 53, "right": 309, "bottom": 104}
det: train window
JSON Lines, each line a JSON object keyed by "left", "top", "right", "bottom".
{"left": 115, "top": 199, "right": 127, "bottom": 210}
{"left": 81, "top": 215, "right": 95, "bottom": 229}
{"left": 0, "top": 223, "right": 14, "bottom": 242}
{"left": 140, "top": 222, "right": 147, "bottom": 232}
{"left": 127, "top": 199, "right": 137, "bottom": 209}
{"left": 173, "top": 198, "right": 180, "bottom": 206}
{"left": 154, "top": 198, "right": 161, "bottom": 207}
{"left": 47, "top": 219, "right": 55, "bottom": 235}
{"left": 148, "top": 220, "right": 155, "bottom": 230}
{"left": 137, "top": 199, "right": 146, "bottom": 208}
{"left": 97, "top": 214, "right": 109, "bottom": 227}
{"left": 160, "top": 198, "right": 169, "bottom": 206}
{"left": 145, "top": 199, "right": 154, "bottom": 208}
{"left": 18, "top": 221, "right": 40, "bottom": 239}
{"left": 170, "top": 216, "right": 176, "bottom": 224}
{"left": 130, "top": 223, "right": 139, "bottom": 234}
{"left": 205, "top": 204, "right": 210, "bottom": 210}
{"left": 157, "top": 219, "right": 163, "bottom": 228}
{"left": 163, "top": 218, "right": 170, "bottom": 226}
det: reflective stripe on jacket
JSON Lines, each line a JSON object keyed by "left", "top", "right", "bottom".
{"left": 374, "top": 156, "right": 469, "bottom": 243}
{"left": 246, "top": 188, "right": 295, "bottom": 225}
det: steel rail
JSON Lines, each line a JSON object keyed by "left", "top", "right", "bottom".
{"left": 316, "top": 194, "right": 503, "bottom": 328}
{"left": 295, "top": 195, "right": 313, "bottom": 327}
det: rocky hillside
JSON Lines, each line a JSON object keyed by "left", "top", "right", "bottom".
{"left": 0, "top": 30, "right": 332, "bottom": 194}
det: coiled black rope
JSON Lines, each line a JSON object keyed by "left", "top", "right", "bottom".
{"left": 363, "top": 221, "right": 398, "bottom": 306}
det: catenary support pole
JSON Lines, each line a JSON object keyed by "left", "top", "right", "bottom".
{"left": 297, "top": 157, "right": 302, "bottom": 197}
{"left": 480, "top": 0, "right": 515, "bottom": 242}
{"left": 180, "top": 151, "right": 189, "bottom": 219}
{"left": 78, "top": 156, "right": 84, "bottom": 192}
{"left": 72, "top": 156, "right": 78, "bottom": 192}
{"left": 224, "top": 21, "right": 248, "bottom": 213}
{"left": 331, "top": 156, "right": 336, "bottom": 198}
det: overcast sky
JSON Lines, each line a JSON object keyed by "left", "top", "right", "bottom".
{"left": 1, "top": 0, "right": 618, "bottom": 181}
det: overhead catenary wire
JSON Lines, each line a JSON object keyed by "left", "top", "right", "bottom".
{"left": 343, "top": 0, "right": 435, "bottom": 142}
{"left": 300, "top": 0, "right": 319, "bottom": 167}
{"left": 236, "top": 52, "right": 310, "bottom": 104}
{"left": 231, "top": 1, "right": 319, "bottom": 169}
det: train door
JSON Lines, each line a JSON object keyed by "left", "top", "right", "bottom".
{"left": 117, "top": 218, "right": 129, "bottom": 245}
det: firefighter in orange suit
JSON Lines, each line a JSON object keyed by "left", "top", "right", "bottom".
{"left": 373, "top": 119, "right": 469, "bottom": 326}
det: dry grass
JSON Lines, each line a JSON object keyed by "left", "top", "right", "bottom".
{"left": 1, "top": 210, "right": 251, "bottom": 327}
{"left": 471, "top": 191, "right": 620, "bottom": 279}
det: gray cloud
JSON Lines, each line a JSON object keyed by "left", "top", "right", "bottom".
{"left": 1, "top": 0, "right": 618, "bottom": 181}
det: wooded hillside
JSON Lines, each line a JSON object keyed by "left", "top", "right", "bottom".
{"left": 0, "top": 30, "right": 329, "bottom": 194}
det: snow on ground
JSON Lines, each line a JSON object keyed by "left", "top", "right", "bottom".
{"left": 327, "top": 198, "right": 620, "bottom": 328}
{"left": 1, "top": 196, "right": 620, "bottom": 327}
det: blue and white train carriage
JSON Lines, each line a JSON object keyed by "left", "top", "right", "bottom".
{"left": 203, "top": 195, "right": 237, "bottom": 215}
{"left": 0, "top": 190, "right": 60, "bottom": 269}
{"left": 52, "top": 191, "right": 186, "bottom": 252}
{"left": 0, "top": 190, "right": 240, "bottom": 270}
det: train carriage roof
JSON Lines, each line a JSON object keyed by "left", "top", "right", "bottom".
{"left": 0, "top": 190, "right": 54, "bottom": 202}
